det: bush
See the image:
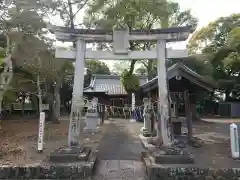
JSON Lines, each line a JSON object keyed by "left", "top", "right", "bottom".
{"left": 120, "top": 70, "right": 140, "bottom": 93}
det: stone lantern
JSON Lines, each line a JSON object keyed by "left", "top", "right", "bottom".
{"left": 83, "top": 97, "right": 99, "bottom": 133}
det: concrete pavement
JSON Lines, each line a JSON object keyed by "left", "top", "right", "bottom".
{"left": 92, "top": 119, "right": 147, "bottom": 180}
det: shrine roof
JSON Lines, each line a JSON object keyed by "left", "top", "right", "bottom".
{"left": 49, "top": 25, "right": 195, "bottom": 35}
{"left": 83, "top": 75, "right": 148, "bottom": 95}
{"left": 140, "top": 63, "right": 216, "bottom": 92}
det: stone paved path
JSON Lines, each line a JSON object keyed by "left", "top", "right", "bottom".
{"left": 92, "top": 119, "right": 147, "bottom": 180}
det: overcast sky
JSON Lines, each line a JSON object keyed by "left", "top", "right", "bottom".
{"left": 53, "top": 0, "right": 240, "bottom": 70}
{"left": 170, "top": 0, "right": 240, "bottom": 49}
{"left": 177, "top": 0, "right": 239, "bottom": 27}
{"left": 52, "top": 0, "right": 240, "bottom": 27}
{"left": 53, "top": 0, "right": 240, "bottom": 46}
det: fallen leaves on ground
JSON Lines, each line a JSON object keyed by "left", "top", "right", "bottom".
{"left": 0, "top": 119, "right": 69, "bottom": 163}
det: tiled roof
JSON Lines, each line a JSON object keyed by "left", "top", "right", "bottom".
{"left": 141, "top": 63, "right": 215, "bottom": 92}
{"left": 84, "top": 75, "right": 148, "bottom": 95}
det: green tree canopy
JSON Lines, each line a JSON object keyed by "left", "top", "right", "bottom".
{"left": 85, "top": 60, "right": 111, "bottom": 75}
{"left": 188, "top": 13, "right": 240, "bottom": 101}
{"left": 84, "top": 0, "right": 197, "bottom": 92}
{"left": 188, "top": 13, "right": 240, "bottom": 54}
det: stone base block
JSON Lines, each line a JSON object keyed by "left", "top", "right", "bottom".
{"left": 153, "top": 149, "right": 194, "bottom": 164}
{"left": 83, "top": 126, "right": 100, "bottom": 133}
{"left": 0, "top": 148, "right": 97, "bottom": 179}
{"left": 142, "top": 132, "right": 153, "bottom": 137}
{"left": 129, "top": 119, "right": 136, "bottom": 122}
{"left": 140, "top": 134, "right": 194, "bottom": 164}
{"left": 139, "top": 134, "right": 158, "bottom": 152}
{"left": 140, "top": 127, "right": 154, "bottom": 137}
{"left": 141, "top": 151, "right": 240, "bottom": 180}
{"left": 140, "top": 126, "right": 148, "bottom": 133}
{"left": 48, "top": 146, "right": 91, "bottom": 162}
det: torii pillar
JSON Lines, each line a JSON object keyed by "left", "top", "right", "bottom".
{"left": 156, "top": 39, "right": 171, "bottom": 145}
{"left": 68, "top": 38, "right": 86, "bottom": 146}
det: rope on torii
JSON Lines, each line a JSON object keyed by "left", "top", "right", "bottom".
{"left": 0, "top": 34, "right": 13, "bottom": 129}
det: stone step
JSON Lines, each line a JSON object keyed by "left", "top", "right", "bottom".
{"left": 93, "top": 160, "right": 146, "bottom": 179}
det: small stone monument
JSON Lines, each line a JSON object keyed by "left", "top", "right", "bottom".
{"left": 141, "top": 98, "right": 152, "bottom": 136}
{"left": 230, "top": 123, "right": 239, "bottom": 159}
{"left": 83, "top": 97, "right": 99, "bottom": 133}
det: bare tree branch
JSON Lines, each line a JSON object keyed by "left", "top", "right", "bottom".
{"left": 72, "top": 0, "right": 88, "bottom": 18}
{"left": 140, "top": 60, "right": 148, "bottom": 68}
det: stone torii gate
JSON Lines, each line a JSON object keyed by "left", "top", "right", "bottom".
{"left": 49, "top": 25, "right": 194, "bottom": 147}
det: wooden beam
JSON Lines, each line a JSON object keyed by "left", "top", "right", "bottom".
{"left": 55, "top": 48, "right": 188, "bottom": 60}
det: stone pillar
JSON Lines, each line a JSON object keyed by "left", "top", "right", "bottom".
{"left": 171, "top": 102, "right": 177, "bottom": 118}
{"left": 156, "top": 39, "right": 171, "bottom": 146}
{"left": 83, "top": 97, "right": 99, "bottom": 132}
{"left": 141, "top": 98, "right": 151, "bottom": 134}
{"left": 94, "top": 98, "right": 101, "bottom": 125}
{"left": 68, "top": 38, "right": 86, "bottom": 147}
{"left": 130, "top": 93, "right": 136, "bottom": 122}
{"left": 97, "top": 101, "right": 103, "bottom": 125}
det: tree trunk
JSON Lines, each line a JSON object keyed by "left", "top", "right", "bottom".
{"left": 147, "top": 60, "right": 154, "bottom": 80}
{"left": 21, "top": 104, "right": 25, "bottom": 117}
{"left": 67, "top": 0, "right": 76, "bottom": 48}
{"left": 48, "top": 93, "right": 59, "bottom": 124}
{"left": 129, "top": 60, "right": 137, "bottom": 74}
{"left": 225, "top": 90, "right": 230, "bottom": 101}
{"left": 30, "top": 94, "right": 39, "bottom": 115}
{"left": 63, "top": 101, "right": 71, "bottom": 113}
{"left": 47, "top": 83, "right": 60, "bottom": 124}
{"left": 128, "top": 41, "right": 137, "bottom": 75}
{"left": 0, "top": 99, "right": 2, "bottom": 129}
{"left": 37, "top": 73, "right": 43, "bottom": 113}
{"left": 20, "top": 96, "right": 25, "bottom": 117}
{"left": 54, "top": 85, "right": 61, "bottom": 118}
{"left": 145, "top": 42, "right": 154, "bottom": 80}
{"left": 67, "top": 0, "right": 74, "bottom": 28}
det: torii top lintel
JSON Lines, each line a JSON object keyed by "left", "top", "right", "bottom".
{"left": 49, "top": 24, "right": 195, "bottom": 43}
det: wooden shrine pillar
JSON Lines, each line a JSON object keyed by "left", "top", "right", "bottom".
{"left": 184, "top": 90, "right": 193, "bottom": 142}
{"left": 190, "top": 93, "right": 198, "bottom": 121}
